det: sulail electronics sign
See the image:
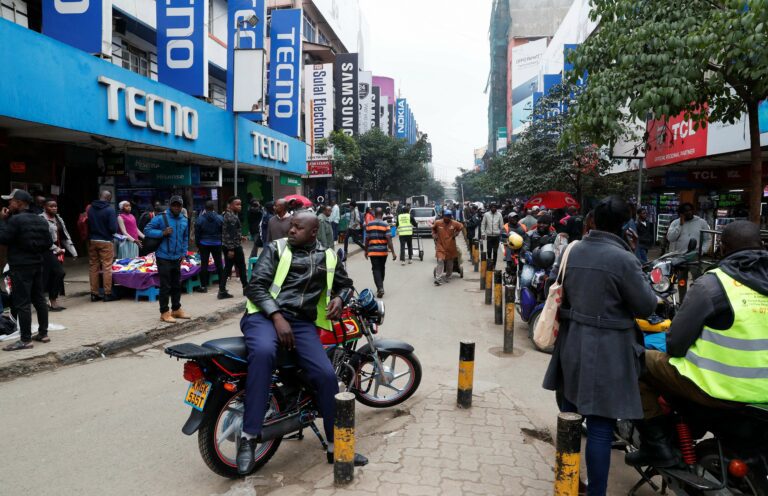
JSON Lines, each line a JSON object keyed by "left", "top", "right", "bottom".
{"left": 99, "top": 76, "right": 199, "bottom": 140}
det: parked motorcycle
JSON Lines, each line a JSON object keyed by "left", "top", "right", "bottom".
{"left": 516, "top": 244, "right": 557, "bottom": 353}
{"left": 164, "top": 288, "right": 422, "bottom": 478}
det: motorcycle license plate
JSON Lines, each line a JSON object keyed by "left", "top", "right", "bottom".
{"left": 184, "top": 380, "right": 212, "bottom": 411}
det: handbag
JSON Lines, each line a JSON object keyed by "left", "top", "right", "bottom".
{"left": 142, "top": 213, "right": 169, "bottom": 254}
{"left": 532, "top": 241, "right": 578, "bottom": 349}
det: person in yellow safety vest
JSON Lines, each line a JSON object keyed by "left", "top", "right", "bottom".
{"left": 628, "top": 220, "right": 768, "bottom": 468}
{"left": 396, "top": 205, "right": 416, "bottom": 266}
{"left": 237, "top": 212, "right": 368, "bottom": 474}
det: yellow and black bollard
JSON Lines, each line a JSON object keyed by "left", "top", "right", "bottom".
{"left": 457, "top": 341, "right": 475, "bottom": 408}
{"left": 485, "top": 269, "right": 493, "bottom": 305}
{"left": 472, "top": 241, "right": 479, "bottom": 272}
{"left": 333, "top": 392, "right": 356, "bottom": 485}
{"left": 504, "top": 285, "right": 515, "bottom": 353}
{"left": 554, "top": 412, "right": 583, "bottom": 495}
{"left": 494, "top": 270, "right": 503, "bottom": 325}
{"left": 480, "top": 252, "right": 487, "bottom": 290}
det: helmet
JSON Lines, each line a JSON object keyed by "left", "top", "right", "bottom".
{"left": 532, "top": 244, "right": 556, "bottom": 268}
{"left": 443, "top": 209, "right": 453, "bottom": 217}
{"left": 507, "top": 232, "right": 523, "bottom": 250}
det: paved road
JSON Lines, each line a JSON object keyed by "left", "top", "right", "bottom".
{"left": 0, "top": 239, "right": 648, "bottom": 495}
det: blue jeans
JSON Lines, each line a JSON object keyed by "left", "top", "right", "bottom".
{"left": 637, "top": 247, "right": 648, "bottom": 264}
{"left": 240, "top": 312, "right": 339, "bottom": 441}
{"left": 561, "top": 398, "right": 616, "bottom": 496}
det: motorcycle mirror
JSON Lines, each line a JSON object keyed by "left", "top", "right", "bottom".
{"left": 688, "top": 239, "right": 698, "bottom": 251}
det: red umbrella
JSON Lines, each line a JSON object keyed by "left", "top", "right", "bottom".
{"left": 283, "top": 194, "right": 313, "bottom": 207}
{"left": 525, "top": 191, "right": 580, "bottom": 210}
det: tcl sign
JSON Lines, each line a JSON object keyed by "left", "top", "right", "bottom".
{"left": 645, "top": 112, "right": 708, "bottom": 168}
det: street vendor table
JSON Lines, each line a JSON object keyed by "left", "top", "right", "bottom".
{"left": 112, "top": 265, "right": 203, "bottom": 290}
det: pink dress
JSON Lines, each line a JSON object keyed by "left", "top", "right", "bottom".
{"left": 119, "top": 213, "right": 140, "bottom": 240}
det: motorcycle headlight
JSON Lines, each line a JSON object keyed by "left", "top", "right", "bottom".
{"left": 376, "top": 299, "right": 385, "bottom": 325}
{"left": 650, "top": 267, "right": 671, "bottom": 293}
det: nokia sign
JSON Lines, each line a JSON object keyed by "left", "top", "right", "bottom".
{"left": 334, "top": 53, "right": 359, "bottom": 136}
{"left": 267, "top": 9, "right": 302, "bottom": 136}
{"left": 395, "top": 98, "right": 407, "bottom": 139}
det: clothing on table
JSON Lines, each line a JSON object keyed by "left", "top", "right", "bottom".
{"left": 240, "top": 312, "right": 339, "bottom": 440}
{"left": 317, "top": 213, "right": 335, "bottom": 249}
{"left": 266, "top": 213, "right": 292, "bottom": 244}
{"left": 199, "top": 244, "right": 225, "bottom": 293}
{"left": 666, "top": 215, "right": 711, "bottom": 253}
{"left": 88, "top": 240, "right": 114, "bottom": 296}
{"left": 224, "top": 245, "right": 248, "bottom": 289}
{"left": 157, "top": 258, "right": 182, "bottom": 314}
{"left": 9, "top": 264, "right": 48, "bottom": 341}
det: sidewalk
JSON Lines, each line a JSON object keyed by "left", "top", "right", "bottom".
{"left": 0, "top": 258, "right": 245, "bottom": 379}
{"left": 258, "top": 384, "right": 556, "bottom": 496}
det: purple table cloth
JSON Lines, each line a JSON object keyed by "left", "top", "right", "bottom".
{"left": 112, "top": 265, "right": 203, "bottom": 290}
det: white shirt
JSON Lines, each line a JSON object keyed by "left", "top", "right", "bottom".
{"left": 330, "top": 204, "right": 340, "bottom": 223}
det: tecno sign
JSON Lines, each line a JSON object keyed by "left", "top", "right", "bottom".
{"left": 98, "top": 76, "right": 199, "bottom": 140}
{"left": 54, "top": 0, "right": 89, "bottom": 14}
{"left": 251, "top": 131, "right": 290, "bottom": 164}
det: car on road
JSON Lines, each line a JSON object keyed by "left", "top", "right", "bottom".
{"left": 411, "top": 207, "right": 437, "bottom": 236}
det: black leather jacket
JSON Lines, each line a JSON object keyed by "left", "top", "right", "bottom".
{"left": 245, "top": 239, "right": 354, "bottom": 322}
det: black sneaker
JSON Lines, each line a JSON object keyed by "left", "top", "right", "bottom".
{"left": 218, "top": 292, "right": 234, "bottom": 300}
{"left": 32, "top": 333, "right": 50, "bottom": 343}
{"left": 90, "top": 294, "right": 103, "bottom": 302}
{"left": 236, "top": 437, "right": 259, "bottom": 475}
{"left": 3, "top": 340, "right": 33, "bottom": 351}
{"left": 103, "top": 294, "right": 121, "bottom": 302}
{"left": 193, "top": 286, "right": 208, "bottom": 293}
{"left": 377, "top": 289, "right": 385, "bottom": 298}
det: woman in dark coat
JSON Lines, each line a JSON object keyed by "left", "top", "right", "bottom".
{"left": 543, "top": 196, "right": 657, "bottom": 496}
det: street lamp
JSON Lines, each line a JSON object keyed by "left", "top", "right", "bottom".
{"left": 232, "top": 14, "right": 260, "bottom": 196}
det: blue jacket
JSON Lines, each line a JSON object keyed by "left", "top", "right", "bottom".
{"left": 195, "top": 211, "right": 223, "bottom": 246}
{"left": 144, "top": 209, "right": 189, "bottom": 260}
{"left": 88, "top": 200, "right": 118, "bottom": 241}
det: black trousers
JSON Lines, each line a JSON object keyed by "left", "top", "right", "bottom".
{"left": 486, "top": 236, "right": 500, "bottom": 267}
{"left": 344, "top": 228, "right": 365, "bottom": 254}
{"left": 41, "top": 251, "right": 66, "bottom": 300}
{"left": 198, "top": 245, "right": 225, "bottom": 292}
{"left": 224, "top": 246, "right": 248, "bottom": 289}
{"left": 157, "top": 258, "right": 182, "bottom": 314}
{"left": 370, "top": 256, "right": 387, "bottom": 291}
{"left": 10, "top": 264, "right": 48, "bottom": 341}
{"left": 399, "top": 236, "right": 413, "bottom": 260}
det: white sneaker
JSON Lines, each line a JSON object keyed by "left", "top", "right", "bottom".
{"left": 401, "top": 261, "right": 405, "bottom": 266}
{"left": 408, "top": 260, "right": 412, "bottom": 265}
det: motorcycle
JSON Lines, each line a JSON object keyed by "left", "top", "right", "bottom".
{"left": 164, "top": 288, "right": 422, "bottom": 478}
{"left": 515, "top": 243, "right": 557, "bottom": 353}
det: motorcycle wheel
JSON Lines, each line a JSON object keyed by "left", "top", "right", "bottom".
{"left": 694, "top": 439, "right": 768, "bottom": 495}
{"left": 198, "top": 389, "right": 283, "bottom": 478}
{"left": 528, "top": 311, "right": 554, "bottom": 354}
{"left": 354, "top": 351, "right": 422, "bottom": 408}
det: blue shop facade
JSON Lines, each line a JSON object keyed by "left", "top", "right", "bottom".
{"left": 0, "top": 18, "right": 307, "bottom": 231}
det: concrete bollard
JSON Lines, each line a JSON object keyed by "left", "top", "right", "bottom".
{"left": 554, "top": 412, "right": 583, "bottom": 495}
{"left": 494, "top": 270, "right": 503, "bottom": 325}
{"left": 333, "top": 392, "right": 357, "bottom": 485}
{"left": 504, "top": 285, "right": 515, "bottom": 353}
{"left": 485, "top": 270, "right": 493, "bottom": 305}
{"left": 480, "top": 252, "right": 487, "bottom": 290}
{"left": 457, "top": 341, "right": 475, "bottom": 408}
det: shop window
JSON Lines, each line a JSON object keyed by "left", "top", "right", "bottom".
{"left": 1, "top": 0, "right": 28, "bottom": 27}
{"left": 209, "top": 81, "right": 226, "bottom": 109}
{"left": 123, "top": 43, "right": 151, "bottom": 77}
{"left": 302, "top": 14, "right": 316, "bottom": 43}
{"left": 318, "top": 30, "right": 329, "bottom": 46}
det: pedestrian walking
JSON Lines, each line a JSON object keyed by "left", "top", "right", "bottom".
{"left": 317, "top": 205, "right": 335, "bottom": 249}
{"left": 481, "top": 202, "right": 504, "bottom": 269}
{"left": 432, "top": 210, "right": 463, "bottom": 285}
{"left": 40, "top": 199, "right": 77, "bottom": 312}
{"left": 0, "top": 189, "right": 53, "bottom": 350}
{"left": 542, "top": 196, "right": 658, "bottom": 496}
{"left": 396, "top": 205, "right": 416, "bottom": 265}
{"left": 247, "top": 199, "right": 263, "bottom": 258}
{"left": 635, "top": 208, "right": 653, "bottom": 263}
{"left": 267, "top": 199, "right": 292, "bottom": 244}
{"left": 144, "top": 196, "right": 191, "bottom": 323}
{"left": 223, "top": 196, "right": 248, "bottom": 294}
{"left": 117, "top": 200, "right": 143, "bottom": 259}
{"left": 343, "top": 200, "right": 365, "bottom": 254}
{"left": 194, "top": 200, "right": 227, "bottom": 298}
{"left": 365, "top": 208, "right": 396, "bottom": 297}
{"left": 329, "top": 200, "right": 340, "bottom": 241}
{"left": 87, "top": 190, "right": 120, "bottom": 302}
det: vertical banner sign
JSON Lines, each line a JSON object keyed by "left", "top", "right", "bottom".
{"left": 304, "top": 63, "right": 334, "bottom": 154}
{"left": 379, "top": 95, "right": 389, "bottom": 133}
{"left": 334, "top": 53, "right": 359, "bottom": 136}
{"left": 372, "top": 87, "right": 381, "bottom": 129}
{"left": 43, "top": 0, "right": 111, "bottom": 54}
{"left": 226, "top": 0, "right": 266, "bottom": 114}
{"left": 395, "top": 98, "right": 407, "bottom": 139}
{"left": 268, "top": 9, "right": 302, "bottom": 137}
{"left": 157, "top": 0, "right": 209, "bottom": 96}
{"left": 387, "top": 103, "right": 394, "bottom": 136}
{"left": 358, "top": 71, "right": 373, "bottom": 134}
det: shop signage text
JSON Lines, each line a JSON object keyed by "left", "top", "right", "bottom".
{"left": 280, "top": 174, "right": 301, "bottom": 186}
{"left": 304, "top": 63, "right": 333, "bottom": 152}
{"left": 42, "top": 0, "right": 104, "bottom": 54}
{"left": 10, "top": 162, "right": 26, "bottom": 173}
{"left": 395, "top": 98, "right": 407, "bottom": 139}
{"left": 267, "top": 9, "right": 302, "bottom": 136}
{"left": 156, "top": 0, "right": 208, "bottom": 96}
{"left": 251, "top": 131, "right": 290, "bottom": 163}
{"left": 99, "top": 76, "right": 199, "bottom": 140}
{"left": 334, "top": 53, "right": 359, "bottom": 136}
{"left": 307, "top": 158, "right": 332, "bottom": 177}
{"left": 646, "top": 112, "right": 708, "bottom": 168}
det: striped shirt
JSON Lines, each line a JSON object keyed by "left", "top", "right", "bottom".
{"left": 365, "top": 219, "right": 391, "bottom": 257}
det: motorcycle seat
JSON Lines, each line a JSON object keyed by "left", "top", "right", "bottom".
{"left": 201, "top": 337, "right": 300, "bottom": 368}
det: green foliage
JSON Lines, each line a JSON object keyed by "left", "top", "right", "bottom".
{"left": 326, "top": 129, "right": 436, "bottom": 200}
{"left": 455, "top": 168, "right": 494, "bottom": 200}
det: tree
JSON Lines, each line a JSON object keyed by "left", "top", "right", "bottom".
{"left": 564, "top": 0, "right": 768, "bottom": 222}
{"left": 455, "top": 168, "right": 492, "bottom": 200}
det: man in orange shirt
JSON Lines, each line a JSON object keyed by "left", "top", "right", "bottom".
{"left": 365, "top": 208, "right": 397, "bottom": 297}
{"left": 432, "top": 210, "right": 464, "bottom": 286}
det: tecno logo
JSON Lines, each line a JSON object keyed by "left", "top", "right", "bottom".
{"left": 273, "top": 26, "right": 298, "bottom": 118}
{"left": 164, "top": 0, "right": 196, "bottom": 69}
{"left": 99, "top": 76, "right": 199, "bottom": 140}
{"left": 251, "top": 131, "right": 290, "bottom": 163}
{"left": 54, "top": 0, "right": 89, "bottom": 14}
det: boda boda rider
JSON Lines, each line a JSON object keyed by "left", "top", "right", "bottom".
{"left": 523, "top": 214, "right": 557, "bottom": 253}
{"left": 628, "top": 220, "right": 768, "bottom": 468}
{"left": 239, "top": 212, "right": 368, "bottom": 474}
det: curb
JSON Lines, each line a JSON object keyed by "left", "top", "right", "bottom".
{"left": 0, "top": 302, "right": 245, "bottom": 382}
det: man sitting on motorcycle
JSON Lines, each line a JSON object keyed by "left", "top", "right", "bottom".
{"left": 501, "top": 212, "right": 527, "bottom": 278}
{"left": 239, "top": 212, "right": 368, "bottom": 474}
{"left": 628, "top": 220, "right": 768, "bottom": 468}
{"left": 523, "top": 214, "right": 557, "bottom": 253}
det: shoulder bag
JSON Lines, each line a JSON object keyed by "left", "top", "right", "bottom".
{"left": 532, "top": 241, "right": 578, "bottom": 349}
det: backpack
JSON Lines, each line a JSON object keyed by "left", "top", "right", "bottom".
{"left": 142, "top": 213, "right": 170, "bottom": 254}
{"left": 77, "top": 210, "right": 89, "bottom": 241}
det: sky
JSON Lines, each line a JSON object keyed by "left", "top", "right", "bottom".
{"left": 360, "top": 0, "right": 492, "bottom": 184}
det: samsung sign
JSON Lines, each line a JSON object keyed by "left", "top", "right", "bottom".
{"left": 267, "top": 9, "right": 302, "bottom": 137}
{"left": 334, "top": 53, "right": 359, "bottom": 136}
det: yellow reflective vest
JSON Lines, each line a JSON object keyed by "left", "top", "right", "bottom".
{"left": 397, "top": 213, "right": 413, "bottom": 236}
